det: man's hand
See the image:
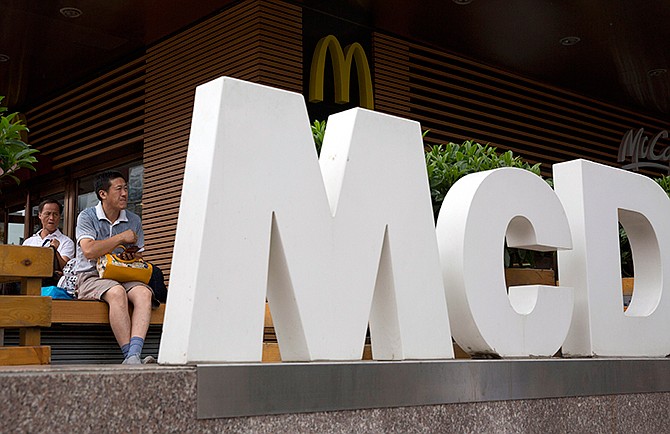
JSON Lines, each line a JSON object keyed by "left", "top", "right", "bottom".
{"left": 49, "top": 239, "right": 60, "bottom": 249}
{"left": 118, "top": 229, "right": 137, "bottom": 245}
{"left": 80, "top": 230, "right": 139, "bottom": 261}
{"left": 119, "top": 245, "right": 139, "bottom": 261}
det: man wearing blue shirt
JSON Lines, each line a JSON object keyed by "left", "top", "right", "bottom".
{"left": 74, "top": 170, "right": 155, "bottom": 364}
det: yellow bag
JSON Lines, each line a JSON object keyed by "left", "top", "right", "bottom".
{"left": 96, "top": 245, "right": 153, "bottom": 284}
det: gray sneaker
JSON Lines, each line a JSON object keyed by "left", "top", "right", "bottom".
{"left": 122, "top": 354, "right": 142, "bottom": 365}
{"left": 142, "top": 355, "right": 157, "bottom": 364}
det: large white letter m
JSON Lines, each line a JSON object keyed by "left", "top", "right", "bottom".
{"left": 158, "top": 77, "right": 452, "bottom": 363}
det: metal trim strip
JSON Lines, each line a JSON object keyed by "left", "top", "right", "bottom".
{"left": 197, "top": 358, "right": 670, "bottom": 419}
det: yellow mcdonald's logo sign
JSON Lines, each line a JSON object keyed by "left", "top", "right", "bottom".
{"left": 309, "top": 35, "right": 374, "bottom": 110}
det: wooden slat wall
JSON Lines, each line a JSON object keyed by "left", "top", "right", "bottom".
{"left": 373, "top": 33, "right": 668, "bottom": 177}
{"left": 143, "top": 0, "right": 302, "bottom": 278}
{"left": 18, "top": 10, "right": 667, "bottom": 285}
{"left": 25, "top": 57, "right": 146, "bottom": 171}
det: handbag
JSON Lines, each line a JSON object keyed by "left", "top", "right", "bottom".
{"left": 40, "top": 241, "right": 64, "bottom": 287}
{"left": 58, "top": 258, "right": 78, "bottom": 297}
{"left": 97, "top": 245, "right": 153, "bottom": 284}
{"left": 148, "top": 264, "right": 168, "bottom": 303}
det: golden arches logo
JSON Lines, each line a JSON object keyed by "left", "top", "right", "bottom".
{"left": 309, "top": 35, "right": 374, "bottom": 110}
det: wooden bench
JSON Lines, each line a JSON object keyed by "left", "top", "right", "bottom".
{"left": 24, "top": 267, "right": 634, "bottom": 363}
{"left": 0, "top": 245, "right": 54, "bottom": 365}
{"left": 50, "top": 300, "right": 287, "bottom": 362}
{"left": 48, "top": 269, "right": 557, "bottom": 363}
{"left": 51, "top": 300, "right": 166, "bottom": 325}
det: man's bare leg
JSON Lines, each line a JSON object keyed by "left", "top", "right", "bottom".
{"left": 127, "top": 285, "right": 152, "bottom": 338}
{"left": 120, "top": 285, "right": 154, "bottom": 364}
{"left": 102, "top": 285, "right": 131, "bottom": 347}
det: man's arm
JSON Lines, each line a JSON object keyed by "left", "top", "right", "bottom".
{"left": 55, "top": 249, "right": 68, "bottom": 268}
{"left": 79, "top": 229, "right": 137, "bottom": 260}
{"left": 49, "top": 236, "right": 75, "bottom": 268}
{"left": 48, "top": 240, "right": 69, "bottom": 268}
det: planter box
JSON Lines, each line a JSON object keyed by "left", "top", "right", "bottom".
{"left": 622, "top": 277, "right": 634, "bottom": 296}
{"left": 263, "top": 269, "right": 558, "bottom": 362}
{"left": 505, "top": 267, "right": 555, "bottom": 287}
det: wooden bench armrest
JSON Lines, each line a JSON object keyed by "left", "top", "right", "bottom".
{"left": 0, "top": 296, "right": 51, "bottom": 327}
{"left": 0, "top": 245, "right": 55, "bottom": 365}
{"left": 0, "top": 245, "right": 53, "bottom": 278}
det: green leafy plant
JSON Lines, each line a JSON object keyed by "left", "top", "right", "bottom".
{"left": 311, "top": 128, "right": 545, "bottom": 266}
{"left": 425, "top": 140, "right": 545, "bottom": 268}
{"left": 619, "top": 225, "right": 633, "bottom": 277}
{"left": 654, "top": 175, "right": 670, "bottom": 197}
{"left": 0, "top": 96, "right": 38, "bottom": 186}
{"left": 311, "top": 119, "right": 326, "bottom": 155}
{"left": 425, "top": 140, "right": 542, "bottom": 218}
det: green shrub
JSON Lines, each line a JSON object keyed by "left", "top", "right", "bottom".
{"left": 654, "top": 175, "right": 670, "bottom": 197}
{"left": 314, "top": 122, "right": 670, "bottom": 274}
{"left": 425, "top": 140, "right": 541, "bottom": 219}
{"left": 311, "top": 119, "right": 326, "bottom": 156}
{"left": 0, "top": 96, "right": 38, "bottom": 186}
{"left": 425, "top": 140, "right": 546, "bottom": 268}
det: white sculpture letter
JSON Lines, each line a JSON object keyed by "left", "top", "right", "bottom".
{"left": 159, "top": 77, "right": 452, "bottom": 364}
{"left": 436, "top": 168, "right": 573, "bottom": 357}
{"left": 554, "top": 159, "right": 670, "bottom": 357}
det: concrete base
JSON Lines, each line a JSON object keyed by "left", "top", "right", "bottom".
{"left": 2, "top": 364, "right": 669, "bottom": 433}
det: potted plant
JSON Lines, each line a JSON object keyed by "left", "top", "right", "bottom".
{"left": 0, "top": 96, "right": 39, "bottom": 188}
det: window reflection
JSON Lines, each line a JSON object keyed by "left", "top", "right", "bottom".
{"left": 7, "top": 209, "right": 24, "bottom": 245}
{"left": 127, "top": 165, "right": 143, "bottom": 217}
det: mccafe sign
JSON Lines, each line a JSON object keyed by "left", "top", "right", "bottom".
{"left": 618, "top": 128, "right": 670, "bottom": 172}
{"left": 158, "top": 77, "right": 670, "bottom": 364}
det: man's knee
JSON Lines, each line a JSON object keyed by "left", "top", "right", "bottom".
{"left": 129, "top": 285, "right": 152, "bottom": 306}
{"left": 102, "top": 285, "right": 128, "bottom": 306}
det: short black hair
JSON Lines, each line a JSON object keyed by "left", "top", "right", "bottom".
{"left": 94, "top": 170, "right": 126, "bottom": 201}
{"left": 38, "top": 198, "right": 63, "bottom": 214}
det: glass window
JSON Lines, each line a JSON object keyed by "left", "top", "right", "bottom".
{"left": 77, "top": 179, "right": 97, "bottom": 216}
{"left": 7, "top": 208, "right": 25, "bottom": 245}
{"left": 127, "top": 165, "right": 143, "bottom": 217}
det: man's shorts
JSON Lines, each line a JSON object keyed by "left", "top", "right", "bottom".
{"left": 76, "top": 272, "right": 159, "bottom": 307}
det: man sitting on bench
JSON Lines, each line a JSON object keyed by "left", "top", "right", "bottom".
{"left": 73, "top": 170, "right": 155, "bottom": 364}
{"left": 22, "top": 199, "right": 75, "bottom": 286}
